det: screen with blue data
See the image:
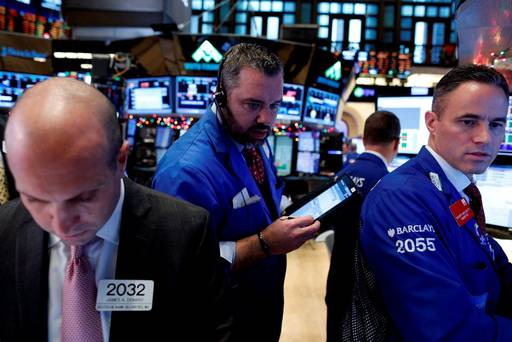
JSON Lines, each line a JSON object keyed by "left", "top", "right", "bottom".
{"left": 274, "top": 135, "right": 293, "bottom": 176}
{"left": 377, "top": 96, "right": 432, "bottom": 155}
{"left": 175, "top": 76, "right": 217, "bottom": 115}
{"left": 277, "top": 83, "right": 304, "bottom": 121}
{"left": 388, "top": 154, "right": 411, "bottom": 172}
{"left": 56, "top": 71, "right": 92, "bottom": 85}
{"left": 0, "top": 71, "right": 49, "bottom": 108}
{"left": 303, "top": 87, "right": 339, "bottom": 126}
{"left": 124, "top": 77, "right": 173, "bottom": 115}
{"left": 499, "top": 97, "right": 512, "bottom": 155}
{"left": 296, "top": 151, "right": 320, "bottom": 174}
{"left": 298, "top": 131, "right": 320, "bottom": 152}
{"left": 475, "top": 164, "right": 512, "bottom": 229}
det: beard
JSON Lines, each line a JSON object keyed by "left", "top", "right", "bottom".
{"left": 221, "top": 105, "right": 271, "bottom": 145}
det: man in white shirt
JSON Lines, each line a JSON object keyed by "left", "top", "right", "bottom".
{"left": 0, "top": 78, "right": 232, "bottom": 341}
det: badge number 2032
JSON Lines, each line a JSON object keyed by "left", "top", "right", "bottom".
{"left": 396, "top": 237, "right": 436, "bottom": 254}
{"left": 96, "top": 279, "right": 154, "bottom": 311}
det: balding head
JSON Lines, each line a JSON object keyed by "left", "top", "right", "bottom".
{"left": 6, "top": 77, "right": 122, "bottom": 170}
{"left": 5, "top": 78, "right": 128, "bottom": 246}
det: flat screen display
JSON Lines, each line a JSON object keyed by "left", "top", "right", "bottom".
{"left": 287, "top": 175, "right": 355, "bottom": 221}
{"left": 298, "top": 131, "right": 320, "bottom": 152}
{"left": 388, "top": 154, "right": 411, "bottom": 172}
{"left": 296, "top": 151, "right": 320, "bottom": 174}
{"left": 499, "top": 97, "right": 512, "bottom": 155}
{"left": 303, "top": 87, "right": 339, "bottom": 126}
{"left": 277, "top": 83, "right": 304, "bottom": 121}
{"left": 155, "top": 126, "right": 174, "bottom": 148}
{"left": 377, "top": 96, "right": 432, "bottom": 155}
{"left": 124, "top": 77, "right": 173, "bottom": 115}
{"left": 266, "top": 134, "right": 275, "bottom": 155}
{"left": 175, "top": 76, "right": 217, "bottom": 115}
{"left": 126, "top": 118, "right": 137, "bottom": 136}
{"left": 0, "top": 71, "right": 49, "bottom": 108}
{"left": 274, "top": 135, "right": 293, "bottom": 176}
{"left": 475, "top": 164, "right": 512, "bottom": 229}
{"left": 56, "top": 71, "right": 92, "bottom": 85}
{"left": 41, "top": 0, "right": 61, "bottom": 11}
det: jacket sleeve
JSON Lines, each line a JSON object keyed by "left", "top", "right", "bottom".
{"left": 360, "top": 184, "right": 512, "bottom": 342}
{"left": 153, "top": 164, "right": 223, "bottom": 237}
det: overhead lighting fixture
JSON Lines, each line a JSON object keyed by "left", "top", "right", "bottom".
{"left": 53, "top": 52, "right": 93, "bottom": 59}
{"left": 80, "top": 63, "right": 93, "bottom": 69}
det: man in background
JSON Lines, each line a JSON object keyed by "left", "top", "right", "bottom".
{"left": 0, "top": 78, "right": 232, "bottom": 341}
{"left": 153, "top": 43, "right": 320, "bottom": 341}
{"left": 326, "top": 110, "right": 401, "bottom": 341}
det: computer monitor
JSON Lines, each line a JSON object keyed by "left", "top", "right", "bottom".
{"left": 40, "top": 0, "right": 61, "bottom": 11}
{"left": 303, "top": 87, "right": 339, "bottom": 126}
{"left": 277, "top": 83, "right": 304, "bottom": 121}
{"left": 155, "top": 126, "right": 174, "bottom": 149}
{"left": 475, "top": 164, "right": 512, "bottom": 230}
{"left": 274, "top": 135, "right": 293, "bottom": 176}
{"left": 126, "top": 118, "right": 137, "bottom": 136}
{"left": 56, "top": 71, "right": 92, "bottom": 85}
{"left": 175, "top": 76, "right": 217, "bottom": 115}
{"left": 499, "top": 96, "right": 512, "bottom": 155}
{"left": 0, "top": 71, "right": 49, "bottom": 108}
{"left": 377, "top": 96, "right": 432, "bottom": 155}
{"left": 388, "top": 154, "right": 411, "bottom": 172}
{"left": 298, "top": 131, "right": 320, "bottom": 152}
{"left": 124, "top": 77, "right": 173, "bottom": 115}
{"left": 266, "top": 134, "right": 276, "bottom": 155}
{"left": 296, "top": 151, "right": 320, "bottom": 174}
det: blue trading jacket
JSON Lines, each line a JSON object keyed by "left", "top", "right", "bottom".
{"left": 340, "top": 152, "right": 389, "bottom": 198}
{"left": 152, "top": 107, "right": 286, "bottom": 339}
{"left": 361, "top": 146, "right": 512, "bottom": 341}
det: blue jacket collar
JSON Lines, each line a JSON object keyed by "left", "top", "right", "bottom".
{"left": 201, "top": 107, "right": 281, "bottom": 223}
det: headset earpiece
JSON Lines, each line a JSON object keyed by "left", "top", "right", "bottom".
{"left": 215, "top": 52, "right": 227, "bottom": 109}
{"left": 213, "top": 90, "right": 226, "bottom": 108}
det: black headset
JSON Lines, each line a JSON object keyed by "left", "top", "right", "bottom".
{"left": 213, "top": 49, "right": 230, "bottom": 110}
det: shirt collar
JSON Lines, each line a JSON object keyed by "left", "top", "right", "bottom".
{"left": 364, "top": 150, "right": 389, "bottom": 166}
{"left": 425, "top": 145, "right": 472, "bottom": 193}
{"left": 49, "top": 179, "right": 125, "bottom": 248}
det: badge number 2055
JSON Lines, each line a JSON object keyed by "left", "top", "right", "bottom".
{"left": 396, "top": 238, "right": 436, "bottom": 253}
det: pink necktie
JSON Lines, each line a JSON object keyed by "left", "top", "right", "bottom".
{"left": 61, "top": 244, "right": 103, "bottom": 342}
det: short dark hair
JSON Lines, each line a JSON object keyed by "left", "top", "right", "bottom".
{"left": 432, "top": 64, "right": 510, "bottom": 115}
{"left": 220, "top": 43, "right": 283, "bottom": 94}
{"left": 363, "top": 110, "right": 401, "bottom": 145}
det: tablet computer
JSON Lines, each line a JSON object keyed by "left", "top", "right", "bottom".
{"left": 283, "top": 174, "right": 358, "bottom": 222}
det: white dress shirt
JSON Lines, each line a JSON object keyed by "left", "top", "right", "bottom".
{"left": 48, "top": 180, "right": 125, "bottom": 342}
{"left": 364, "top": 150, "right": 389, "bottom": 167}
{"left": 426, "top": 145, "right": 472, "bottom": 199}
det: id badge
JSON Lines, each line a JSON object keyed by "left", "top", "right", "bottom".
{"left": 449, "top": 198, "right": 474, "bottom": 227}
{"left": 96, "top": 280, "right": 154, "bottom": 311}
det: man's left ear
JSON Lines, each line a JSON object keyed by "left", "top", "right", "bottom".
{"left": 425, "top": 111, "right": 439, "bottom": 134}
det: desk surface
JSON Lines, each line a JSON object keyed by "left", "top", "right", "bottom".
{"left": 496, "top": 238, "right": 512, "bottom": 261}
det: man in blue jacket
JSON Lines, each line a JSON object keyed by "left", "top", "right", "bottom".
{"left": 326, "top": 110, "right": 400, "bottom": 340}
{"left": 361, "top": 64, "right": 512, "bottom": 340}
{"left": 153, "top": 43, "right": 320, "bottom": 341}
